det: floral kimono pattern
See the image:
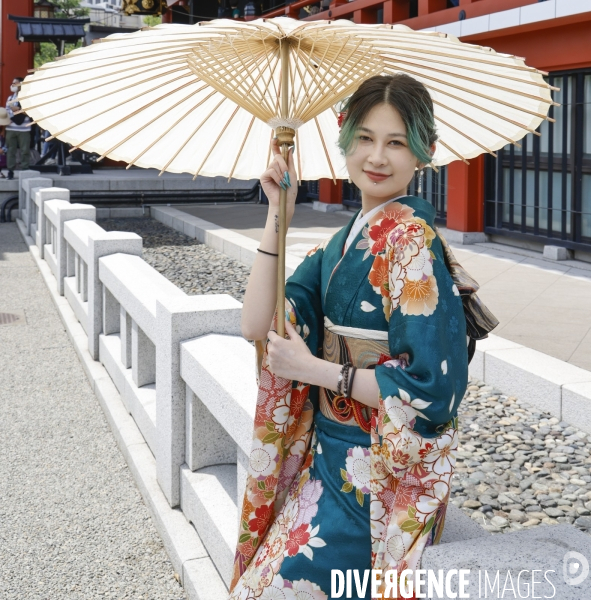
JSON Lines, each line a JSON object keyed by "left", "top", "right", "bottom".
{"left": 230, "top": 196, "right": 469, "bottom": 599}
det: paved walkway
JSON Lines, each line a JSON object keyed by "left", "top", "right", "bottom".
{"left": 0, "top": 222, "right": 186, "bottom": 600}
{"left": 174, "top": 202, "right": 591, "bottom": 372}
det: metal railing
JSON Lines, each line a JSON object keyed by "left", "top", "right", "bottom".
{"left": 484, "top": 68, "right": 591, "bottom": 252}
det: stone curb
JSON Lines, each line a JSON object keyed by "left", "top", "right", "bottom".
{"left": 150, "top": 206, "right": 591, "bottom": 434}
{"left": 15, "top": 218, "right": 228, "bottom": 600}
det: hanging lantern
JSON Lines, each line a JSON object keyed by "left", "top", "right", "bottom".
{"left": 122, "top": 0, "right": 165, "bottom": 15}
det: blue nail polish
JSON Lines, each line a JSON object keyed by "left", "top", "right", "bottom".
{"left": 285, "top": 171, "right": 291, "bottom": 186}
{"left": 279, "top": 181, "right": 286, "bottom": 190}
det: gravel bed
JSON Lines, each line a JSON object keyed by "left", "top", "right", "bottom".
{"left": 101, "top": 217, "right": 591, "bottom": 539}
{"left": 453, "top": 377, "right": 591, "bottom": 536}
{"left": 98, "top": 216, "right": 250, "bottom": 301}
{"left": 0, "top": 223, "right": 186, "bottom": 600}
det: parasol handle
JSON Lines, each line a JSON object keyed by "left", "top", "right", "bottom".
{"left": 275, "top": 138, "right": 292, "bottom": 339}
{"left": 276, "top": 40, "right": 292, "bottom": 339}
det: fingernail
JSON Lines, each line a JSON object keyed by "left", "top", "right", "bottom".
{"left": 284, "top": 171, "right": 291, "bottom": 186}
{"left": 279, "top": 181, "right": 286, "bottom": 190}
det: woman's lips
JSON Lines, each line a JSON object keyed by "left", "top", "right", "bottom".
{"left": 364, "top": 170, "right": 390, "bottom": 182}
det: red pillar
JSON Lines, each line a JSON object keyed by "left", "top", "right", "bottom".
{"left": 383, "top": 1, "right": 410, "bottom": 23}
{"left": 353, "top": 8, "right": 377, "bottom": 24}
{"left": 318, "top": 179, "right": 343, "bottom": 205}
{"left": 446, "top": 155, "right": 485, "bottom": 232}
{"left": 1, "top": 0, "right": 34, "bottom": 103}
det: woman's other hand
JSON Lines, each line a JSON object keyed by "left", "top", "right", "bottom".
{"left": 266, "top": 320, "right": 313, "bottom": 381}
{"left": 260, "top": 138, "right": 297, "bottom": 215}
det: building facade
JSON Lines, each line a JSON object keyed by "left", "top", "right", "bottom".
{"left": 1, "top": 0, "right": 35, "bottom": 104}
{"left": 265, "top": 0, "right": 591, "bottom": 260}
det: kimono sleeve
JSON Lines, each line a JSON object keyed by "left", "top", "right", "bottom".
{"left": 284, "top": 244, "right": 325, "bottom": 358}
{"left": 373, "top": 219, "right": 468, "bottom": 438}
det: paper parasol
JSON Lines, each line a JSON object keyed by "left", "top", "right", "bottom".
{"left": 19, "top": 17, "right": 555, "bottom": 335}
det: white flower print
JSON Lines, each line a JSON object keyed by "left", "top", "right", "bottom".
{"left": 385, "top": 522, "right": 414, "bottom": 563}
{"left": 261, "top": 574, "right": 294, "bottom": 600}
{"left": 272, "top": 396, "right": 291, "bottom": 434}
{"left": 422, "top": 431, "right": 458, "bottom": 475}
{"left": 388, "top": 261, "right": 406, "bottom": 311}
{"left": 370, "top": 499, "right": 387, "bottom": 541}
{"left": 405, "top": 246, "right": 433, "bottom": 281}
{"left": 441, "top": 360, "right": 448, "bottom": 375}
{"left": 249, "top": 438, "right": 279, "bottom": 478}
{"left": 383, "top": 394, "right": 417, "bottom": 431}
{"left": 345, "top": 446, "right": 371, "bottom": 494}
{"left": 452, "top": 284, "right": 460, "bottom": 296}
{"left": 415, "top": 480, "right": 450, "bottom": 524}
{"left": 291, "top": 578, "right": 328, "bottom": 600}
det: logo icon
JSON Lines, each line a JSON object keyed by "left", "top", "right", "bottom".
{"left": 563, "top": 551, "right": 589, "bottom": 586}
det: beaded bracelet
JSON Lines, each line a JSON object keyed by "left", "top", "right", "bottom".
{"left": 345, "top": 366, "right": 357, "bottom": 399}
{"left": 337, "top": 362, "right": 352, "bottom": 396}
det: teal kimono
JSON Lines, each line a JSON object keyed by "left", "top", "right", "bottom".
{"left": 231, "top": 196, "right": 468, "bottom": 599}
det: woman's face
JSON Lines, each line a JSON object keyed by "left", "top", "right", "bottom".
{"left": 345, "top": 102, "right": 423, "bottom": 207}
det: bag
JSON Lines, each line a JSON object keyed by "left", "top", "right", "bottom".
{"left": 10, "top": 112, "right": 26, "bottom": 126}
{"left": 436, "top": 229, "right": 499, "bottom": 364}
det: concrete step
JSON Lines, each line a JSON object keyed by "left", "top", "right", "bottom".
{"left": 423, "top": 523, "right": 591, "bottom": 599}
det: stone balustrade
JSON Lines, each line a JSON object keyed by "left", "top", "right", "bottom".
{"left": 179, "top": 334, "right": 258, "bottom": 586}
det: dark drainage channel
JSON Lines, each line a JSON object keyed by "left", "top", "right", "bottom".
{"left": 1, "top": 184, "right": 261, "bottom": 223}
{"left": 67, "top": 182, "right": 262, "bottom": 208}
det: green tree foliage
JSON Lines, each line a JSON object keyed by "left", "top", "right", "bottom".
{"left": 143, "top": 14, "right": 162, "bottom": 26}
{"left": 53, "top": 0, "right": 89, "bottom": 18}
{"left": 34, "top": 41, "right": 83, "bottom": 68}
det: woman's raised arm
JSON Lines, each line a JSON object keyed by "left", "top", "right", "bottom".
{"left": 241, "top": 140, "right": 298, "bottom": 341}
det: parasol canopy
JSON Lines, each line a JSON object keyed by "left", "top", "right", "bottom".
{"left": 19, "top": 17, "right": 556, "bottom": 182}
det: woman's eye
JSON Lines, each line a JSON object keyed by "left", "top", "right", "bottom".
{"left": 358, "top": 135, "right": 372, "bottom": 141}
{"left": 389, "top": 140, "right": 404, "bottom": 146}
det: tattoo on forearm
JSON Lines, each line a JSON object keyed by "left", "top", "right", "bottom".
{"left": 274, "top": 214, "right": 279, "bottom": 234}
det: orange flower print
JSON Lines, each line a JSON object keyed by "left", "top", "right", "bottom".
{"left": 369, "top": 254, "right": 390, "bottom": 297}
{"left": 400, "top": 275, "right": 439, "bottom": 316}
{"left": 382, "top": 201, "right": 415, "bottom": 223}
{"left": 391, "top": 448, "right": 411, "bottom": 466}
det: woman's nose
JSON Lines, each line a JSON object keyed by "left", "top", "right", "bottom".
{"left": 368, "top": 144, "right": 387, "bottom": 166}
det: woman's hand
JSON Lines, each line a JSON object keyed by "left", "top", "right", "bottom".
{"left": 266, "top": 320, "right": 314, "bottom": 382}
{"left": 260, "top": 138, "right": 297, "bottom": 214}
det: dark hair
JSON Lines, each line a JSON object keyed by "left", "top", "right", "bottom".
{"left": 338, "top": 74, "right": 437, "bottom": 165}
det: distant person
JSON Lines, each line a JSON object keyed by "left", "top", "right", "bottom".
{"left": 230, "top": 0, "right": 240, "bottom": 18}
{"left": 243, "top": 1, "right": 257, "bottom": 20}
{"left": 5, "top": 77, "right": 33, "bottom": 180}
{"left": 0, "top": 108, "right": 10, "bottom": 178}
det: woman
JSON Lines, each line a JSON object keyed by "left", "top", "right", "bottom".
{"left": 231, "top": 74, "right": 473, "bottom": 600}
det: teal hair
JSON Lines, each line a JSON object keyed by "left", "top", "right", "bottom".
{"left": 338, "top": 74, "right": 437, "bottom": 166}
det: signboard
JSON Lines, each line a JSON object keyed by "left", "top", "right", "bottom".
{"left": 122, "top": 0, "right": 165, "bottom": 15}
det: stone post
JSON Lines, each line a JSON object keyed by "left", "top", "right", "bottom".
{"left": 34, "top": 187, "right": 70, "bottom": 258}
{"left": 87, "top": 232, "right": 142, "bottom": 360}
{"left": 155, "top": 295, "right": 242, "bottom": 508}
{"left": 22, "top": 177, "right": 52, "bottom": 235}
{"left": 17, "top": 170, "right": 41, "bottom": 221}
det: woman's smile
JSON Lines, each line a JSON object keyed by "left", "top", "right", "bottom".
{"left": 364, "top": 170, "right": 391, "bottom": 183}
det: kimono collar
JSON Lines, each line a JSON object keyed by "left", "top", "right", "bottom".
{"left": 344, "top": 194, "right": 409, "bottom": 253}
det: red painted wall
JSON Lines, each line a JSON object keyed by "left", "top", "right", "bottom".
{"left": 1, "top": 0, "right": 35, "bottom": 106}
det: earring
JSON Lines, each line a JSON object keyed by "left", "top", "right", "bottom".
{"left": 417, "top": 168, "right": 424, "bottom": 194}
